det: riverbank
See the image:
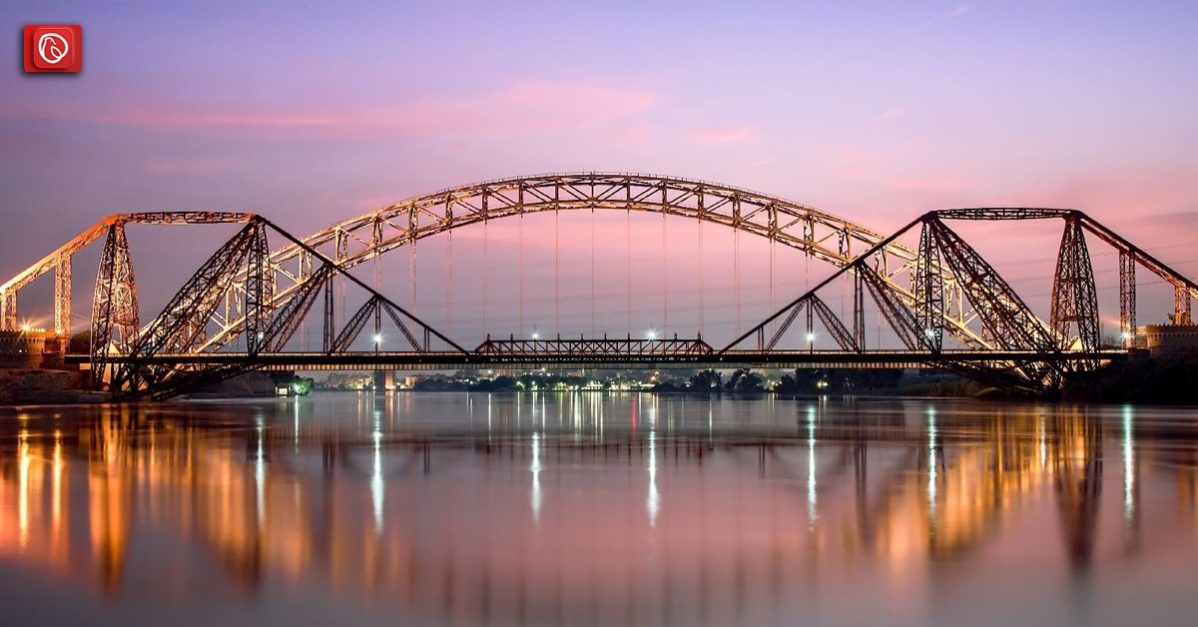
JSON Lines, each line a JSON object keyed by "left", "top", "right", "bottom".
{"left": 6, "top": 354, "right": 1198, "bottom": 406}
{"left": 0, "top": 369, "right": 108, "bottom": 404}
{"left": 1063, "top": 351, "right": 1198, "bottom": 404}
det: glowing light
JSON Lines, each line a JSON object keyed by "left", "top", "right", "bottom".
{"left": 647, "top": 431, "right": 660, "bottom": 526}
{"left": 927, "top": 406, "right": 938, "bottom": 516}
{"left": 647, "top": 329, "right": 657, "bottom": 340}
{"left": 807, "top": 405, "right": 818, "bottom": 525}
{"left": 531, "top": 331, "right": 540, "bottom": 339}
{"left": 1123, "top": 405, "right": 1135, "bottom": 522}
{"left": 805, "top": 332, "right": 816, "bottom": 343}
{"left": 371, "top": 429, "right": 384, "bottom": 534}
{"left": 373, "top": 334, "right": 383, "bottom": 344}
{"left": 530, "top": 432, "right": 543, "bottom": 522}
{"left": 254, "top": 418, "right": 266, "bottom": 524}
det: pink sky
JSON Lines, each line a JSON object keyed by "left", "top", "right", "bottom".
{"left": 1, "top": 1, "right": 1196, "bottom": 344}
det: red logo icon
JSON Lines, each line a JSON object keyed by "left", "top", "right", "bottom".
{"left": 23, "top": 25, "right": 82, "bottom": 73}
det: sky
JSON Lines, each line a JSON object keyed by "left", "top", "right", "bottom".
{"left": 1, "top": 0, "right": 1196, "bottom": 345}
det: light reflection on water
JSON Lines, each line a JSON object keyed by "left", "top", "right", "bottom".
{"left": 1, "top": 392, "right": 1197, "bottom": 626}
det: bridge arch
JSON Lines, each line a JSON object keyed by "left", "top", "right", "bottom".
{"left": 203, "top": 173, "right": 979, "bottom": 350}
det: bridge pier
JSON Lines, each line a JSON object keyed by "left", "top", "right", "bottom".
{"left": 373, "top": 369, "right": 395, "bottom": 394}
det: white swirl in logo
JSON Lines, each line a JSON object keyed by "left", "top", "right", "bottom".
{"left": 37, "top": 32, "right": 69, "bottom": 65}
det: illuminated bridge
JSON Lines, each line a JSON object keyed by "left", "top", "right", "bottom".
{"left": 2, "top": 173, "right": 1194, "bottom": 399}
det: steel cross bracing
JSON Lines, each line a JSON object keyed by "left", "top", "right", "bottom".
{"left": 726, "top": 207, "right": 1198, "bottom": 390}
{"left": 90, "top": 223, "right": 139, "bottom": 385}
{"left": 76, "top": 349, "right": 1129, "bottom": 371}
{"left": 0, "top": 212, "right": 256, "bottom": 333}
{"left": 196, "top": 173, "right": 987, "bottom": 354}
{"left": 475, "top": 337, "right": 715, "bottom": 357}
{"left": 112, "top": 221, "right": 269, "bottom": 393}
{"left": 4, "top": 177, "right": 1198, "bottom": 399}
{"left": 105, "top": 217, "right": 463, "bottom": 398}
{"left": 1051, "top": 216, "right": 1100, "bottom": 363}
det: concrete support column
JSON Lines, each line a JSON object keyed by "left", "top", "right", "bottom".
{"left": 373, "top": 369, "right": 394, "bottom": 393}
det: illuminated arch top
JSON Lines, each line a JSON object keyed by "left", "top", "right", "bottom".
{"left": 202, "top": 173, "right": 984, "bottom": 350}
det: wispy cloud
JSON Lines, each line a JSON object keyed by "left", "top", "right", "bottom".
{"left": 687, "top": 125, "right": 756, "bottom": 144}
{"left": 934, "top": 4, "right": 972, "bottom": 21}
{"left": 872, "top": 107, "right": 907, "bottom": 123}
{"left": 0, "top": 81, "right": 658, "bottom": 139}
{"left": 144, "top": 156, "right": 240, "bottom": 175}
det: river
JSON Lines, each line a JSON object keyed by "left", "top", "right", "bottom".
{"left": 1, "top": 392, "right": 1196, "bottom": 626}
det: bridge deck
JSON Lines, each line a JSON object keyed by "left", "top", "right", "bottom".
{"left": 67, "top": 349, "right": 1130, "bottom": 371}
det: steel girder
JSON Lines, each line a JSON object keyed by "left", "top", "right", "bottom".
{"left": 198, "top": 173, "right": 986, "bottom": 353}
{"left": 54, "top": 257, "right": 71, "bottom": 335}
{"left": 116, "top": 217, "right": 465, "bottom": 399}
{"left": 329, "top": 294, "right": 379, "bottom": 354}
{"left": 113, "top": 221, "right": 264, "bottom": 393}
{"left": 0, "top": 292, "right": 14, "bottom": 333}
{"left": 1050, "top": 216, "right": 1100, "bottom": 357}
{"left": 934, "top": 208, "right": 1075, "bottom": 221}
{"left": 926, "top": 218, "right": 1059, "bottom": 382}
{"left": 475, "top": 336, "right": 714, "bottom": 357}
{"left": 729, "top": 210, "right": 1102, "bottom": 390}
{"left": 1078, "top": 214, "right": 1198, "bottom": 327}
{"left": 759, "top": 294, "right": 860, "bottom": 353}
{"left": 914, "top": 221, "right": 944, "bottom": 351}
{"left": 1175, "top": 286, "right": 1193, "bottom": 326}
{"left": 809, "top": 296, "right": 861, "bottom": 352}
{"left": 327, "top": 295, "right": 426, "bottom": 354}
{"left": 0, "top": 212, "right": 257, "bottom": 331}
{"left": 860, "top": 265, "right": 926, "bottom": 352}
{"left": 245, "top": 221, "right": 273, "bottom": 354}
{"left": 764, "top": 297, "right": 808, "bottom": 351}
{"left": 90, "top": 224, "right": 140, "bottom": 386}
{"left": 859, "top": 254, "right": 1039, "bottom": 391}
{"left": 1119, "top": 252, "right": 1136, "bottom": 345}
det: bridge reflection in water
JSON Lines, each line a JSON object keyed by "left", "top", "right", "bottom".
{"left": 2, "top": 395, "right": 1198, "bottom": 626}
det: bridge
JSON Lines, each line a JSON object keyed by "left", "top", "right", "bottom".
{"left": 2, "top": 173, "right": 1195, "bottom": 399}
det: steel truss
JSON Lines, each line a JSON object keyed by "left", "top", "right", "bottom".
{"left": 90, "top": 223, "right": 139, "bottom": 385}
{"left": 0, "top": 212, "right": 256, "bottom": 334}
{"left": 5, "top": 178, "right": 1198, "bottom": 399}
{"left": 1077, "top": 214, "right": 1198, "bottom": 327}
{"left": 475, "top": 336, "right": 714, "bottom": 357}
{"left": 1051, "top": 216, "right": 1100, "bottom": 365}
{"left": 100, "top": 217, "right": 462, "bottom": 399}
{"left": 113, "top": 220, "right": 268, "bottom": 393}
{"left": 329, "top": 295, "right": 429, "bottom": 354}
{"left": 198, "top": 173, "right": 986, "bottom": 354}
{"left": 728, "top": 208, "right": 1198, "bottom": 391}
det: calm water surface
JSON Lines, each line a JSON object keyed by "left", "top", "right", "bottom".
{"left": 2, "top": 392, "right": 1197, "bottom": 626}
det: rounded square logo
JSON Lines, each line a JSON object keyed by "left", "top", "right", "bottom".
{"left": 23, "top": 25, "right": 82, "bottom": 73}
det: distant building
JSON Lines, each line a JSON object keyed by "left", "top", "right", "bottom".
{"left": 0, "top": 328, "right": 65, "bottom": 369}
{"left": 1137, "top": 324, "right": 1198, "bottom": 357}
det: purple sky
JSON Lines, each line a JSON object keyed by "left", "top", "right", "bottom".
{"left": 2, "top": 1, "right": 1196, "bottom": 345}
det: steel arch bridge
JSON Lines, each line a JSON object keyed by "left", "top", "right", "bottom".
{"left": 202, "top": 172, "right": 988, "bottom": 354}
{"left": 2, "top": 172, "right": 1196, "bottom": 399}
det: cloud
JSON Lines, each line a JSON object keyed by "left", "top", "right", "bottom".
{"left": 144, "top": 156, "right": 240, "bottom": 175}
{"left": 606, "top": 122, "right": 653, "bottom": 144}
{"left": 740, "top": 157, "right": 777, "bottom": 170}
{"left": 687, "top": 126, "right": 756, "bottom": 144}
{"left": 934, "top": 4, "right": 971, "bottom": 21}
{"left": 0, "top": 81, "right": 657, "bottom": 140}
{"left": 872, "top": 107, "right": 907, "bottom": 123}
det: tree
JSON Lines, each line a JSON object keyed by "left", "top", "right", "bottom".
{"left": 68, "top": 331, "right": 91, "bottom": 354}
{"left": 689, "top": 369, "right": 722, "bottom": 393}
{"left": 726, "top": 368, "right": 764, "bottom": 392}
